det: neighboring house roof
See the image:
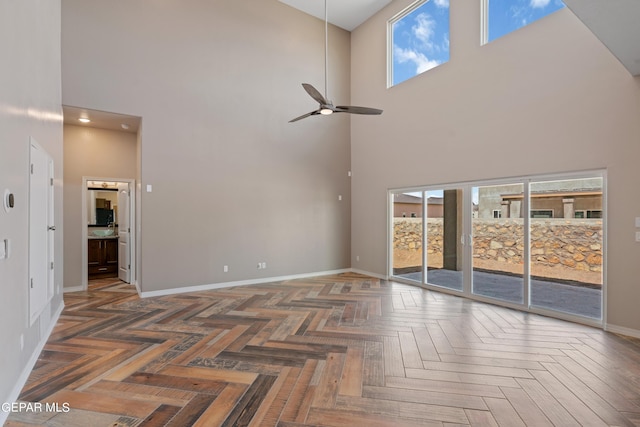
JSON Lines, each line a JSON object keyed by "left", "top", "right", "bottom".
{"left": 394, "top": 194, "right": 445, "bottom": 205}
{"left": 394, "top": 194, "right": 422, "bottom": 204}
{"left": 502, "top": 189, "right": 602, "bottom": 200}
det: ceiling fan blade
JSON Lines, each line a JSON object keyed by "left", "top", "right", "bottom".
{"left": 289, "top": 110, "right": 320, "bottom": 123}
{"left": 335, "top": 105, "right": 383, "bottom": 115}
{"left": 289, "top": 1, "right": 382, "bottom": 124}
{"left": 302, "top": 83, "right": 330, "bottom": 105}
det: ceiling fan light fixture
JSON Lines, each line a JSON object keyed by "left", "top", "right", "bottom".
{"left": 288, "top": 0, "right": 382, "bottom": 123}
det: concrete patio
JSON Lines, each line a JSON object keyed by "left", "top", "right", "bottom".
{"left": 395, "top": 268, "right": 601, "bottom": 319}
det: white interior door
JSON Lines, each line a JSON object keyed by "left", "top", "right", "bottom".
{"left": 47, "top": 156, "right": 55, "bottom": 300}
{"left": 117, "top": 182, "right": 131, "bottom": 283}
{"left": 29, "top": 139, "right": 53, "bottom": 323}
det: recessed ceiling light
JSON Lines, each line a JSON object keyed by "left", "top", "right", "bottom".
{"left": 78, "top": 117, "right": 90, "bottom": 123}
{"left": 121, "top": 123, "right": 130, "bottom": 130}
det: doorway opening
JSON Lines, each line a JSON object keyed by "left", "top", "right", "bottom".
{"left": 82, "top": 178, "right": 136, "bottom": 290}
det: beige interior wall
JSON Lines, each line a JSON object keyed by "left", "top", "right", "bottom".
{"left": 0, "top": 0, "right": 64, "bottom": 407}
{"left": 61, "top": 0, "right": 352, "bottom": 292}
{"left": 351, "top": 1, "right": 640, "bottom": 331}
{"left": 63, "top": 124, "right": 137, "bottom": 288}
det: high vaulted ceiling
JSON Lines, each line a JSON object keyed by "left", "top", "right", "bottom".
{"left": 563, "top": 0, "right": 640, "bottom": 76}
{"left": 280, "top": 0, "right": 640, "bottom": 77}
{"left": 278, "top": 0, "right": 391, "bottom": 31}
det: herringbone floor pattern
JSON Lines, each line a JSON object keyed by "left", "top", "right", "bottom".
{"left": 6, "top": 273, "right": 640, "bottom": 426}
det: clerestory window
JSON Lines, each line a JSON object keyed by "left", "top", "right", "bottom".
{"left": 482, "top": 0, "right": 565, "bottom": 44}
{"left": 388, "top": 0, "right": 450, "bottom": 87}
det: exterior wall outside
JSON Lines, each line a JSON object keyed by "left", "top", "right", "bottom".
{"left": 63, "top": 125, "right": 137, "bottom": 289}
{"left": 427, "top": 204, "right": 443, "bottom": 218}
{"left": 481, "top": 194, "right": 602, "bottom": 219}
{"left": 478, "top": 185, "right": 522, "bottom": 218}
{"left": 394, "top": 202, "right": 421, "bottom": 218}
{"left": 61, "top": 0, "right": 352, "bottom": 292}
{"left": 478, "top": 179, "right": 603, "bottom": 219}
{"left": 528, "top": 195, "right": 601, "bottom": 218}
{"left": 393, "top": 202, "right": 443, "bottom": 217}
{"left": 351, "top": 1, "right": 640, "bottom": 331}
{"left": 0, "top": 0, "right": 64, "bottom": 410}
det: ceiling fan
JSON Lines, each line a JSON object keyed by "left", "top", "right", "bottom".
{"left": 289, "top": 0, "right": 383, "bottom": 123}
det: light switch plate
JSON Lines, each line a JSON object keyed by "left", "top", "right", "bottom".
{"left": 635, "top": 217, "right": 640, "bottom": 228}
{"left": 636, "top": 232, "right": 640, "bottom": 242}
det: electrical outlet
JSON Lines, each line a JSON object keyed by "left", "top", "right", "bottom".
{"left": 262, "top": 262, "right": 267, "bottom": 269}
{"left": 20, "top": 334, "right": 24, "bottom": 351}
{"left": 223, "top": 265, "right": 228, "bottom": 273}
{"left": 356, "top": 256, "right": 360, "bottom": 262}
{"left": 257, "top": 263, "right": 262, "bottom": 269}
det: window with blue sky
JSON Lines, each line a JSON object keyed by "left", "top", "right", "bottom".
{"left": 389, "top": 0, "right": 565, "bottom": 87}
{"left": 485, "top": 0, "right": 565, "bottom": 43}
{"left": 389, "top": 0, "right": 450, "bottom": 87}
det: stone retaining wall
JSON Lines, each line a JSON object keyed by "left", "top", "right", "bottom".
{"left": 393, "top": 218, "right": 603, "bottom": 285}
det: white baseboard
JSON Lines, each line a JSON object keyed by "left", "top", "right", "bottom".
{"left": 350, "top": 268, "right": 388, "bottom": 281}
{"left": 605, "top": 323, "right": 640, "bottom": 339}
{"left": 139, "top": 268, "right": 352, "bottom": 298}
{"left": 63, "top": 285, "right": 84, "bottom": 293}
{"left": 1, "top": 301, "right": 64, "bottom": 425}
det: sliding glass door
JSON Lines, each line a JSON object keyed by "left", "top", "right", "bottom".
{"left": 424, "top": 188, "right": 464, "bottom": 291}
{"left": 529, "top": 177, "right": 603, "bottom": 319}
{"left": 389, "top": 172, "right": 604, "bottom": 324}
{"left": 391, "top": 193, "right": 423, "bottom": 284}
{"left": 472, "top": 183, "right": 525, "bottom": 304}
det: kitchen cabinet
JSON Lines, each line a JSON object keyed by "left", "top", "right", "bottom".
{"left": 88, "top": 238, "right": 118, "bottom": 277}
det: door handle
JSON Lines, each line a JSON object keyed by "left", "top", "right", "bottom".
{"left": 48, "top": 226, "right": 56, "bottom": 231}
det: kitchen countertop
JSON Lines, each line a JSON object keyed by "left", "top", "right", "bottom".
{"left": 88, "top": 235, "right": 119, "bottom": 239}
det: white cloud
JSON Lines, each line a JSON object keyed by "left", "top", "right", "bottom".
{"left": 394, "top": 45, "right": 440, "bottom": 74}
{"left": 412, "top": 13, "right": 437, "bottom": 50}
{"left": 530, "top": 0, "right": 551, "bottom": 8}
{"left": 433, "top": 0, "right": 449, "bottom": 7}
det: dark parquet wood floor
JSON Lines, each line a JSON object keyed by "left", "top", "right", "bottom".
{"left": 6, "top": 273, "right": 640, "bottom": 426}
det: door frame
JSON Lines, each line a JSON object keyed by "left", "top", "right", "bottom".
{"left": 81, "top": 176, "right": 136, "bottom": 290}
{"left": 388, "top": 169, "right": 607, "bottom": 328}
